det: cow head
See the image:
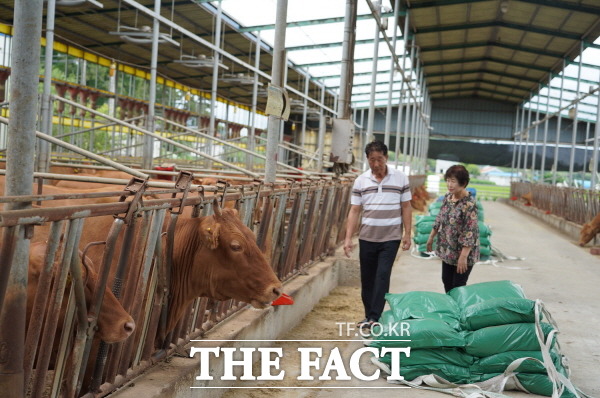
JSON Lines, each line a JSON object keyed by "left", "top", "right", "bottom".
{"left": 27, "top": 242, "right": 135, "bottom": 344}
{"left": 169, "top": 198, "right": 282, "bottom": 331}
{"left": 80, "top": 255, "right": 136, "bottom": 343}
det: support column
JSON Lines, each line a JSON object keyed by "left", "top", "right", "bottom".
{"left": 384, "top": 0, "right": 400, "bottom": 149}
{"left": 265, "top": 0, "right": 288, "bottom": 182}
{"left": 568, "top": 43, "right": 583, "bottom": 186}
{"left": 552, "top": 60, "right": 566, "bottom": 185}
{"left": 208, "top": 0, "right": 223, "bottom": 167}
{"left": 398, "top": 13, "right": 409, "bottom": 172}
{"left": 591, "top": 78, "right": 600, "bottom": 191}
{"left": 317, "top": 85, "right": 326, "bottom": 171}
{"left": 37, "top": 0, "right": 56, "bottom": 174}
{"left": 511, "top": 105, "right": 519, "bottom": 181}
{"left": 0, "top": 1, "right": 43, "bottom": 396}
{"left": 248, "top": 31, "right": 261, "bottom": 171}
{"left": 142, "top": 0, "right": 161, "bottom": 170}
{"left": 540, "top": 76, "right": 551, "bottom": 182}
{"left": 365, "top": 0, "right": 381, "bottom": 143}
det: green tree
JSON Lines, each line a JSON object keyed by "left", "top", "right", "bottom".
{"left": 466, "top": 164, "right": 481, "bottom": 177}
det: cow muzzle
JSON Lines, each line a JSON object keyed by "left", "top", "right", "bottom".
{"left": 249, "top": 285, "right": 282, "bottom": 309}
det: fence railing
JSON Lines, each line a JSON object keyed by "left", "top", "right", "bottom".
{"left": 0, "top": 176, "right": 353, "bottom": 398}
{"left": 511, "top": 182, "right": 600, "bottom": 225}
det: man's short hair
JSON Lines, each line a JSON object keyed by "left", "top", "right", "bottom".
{"left": 444, "top": 164, "right": 470, "bottom": 187}
{"left": 365, "top": 140, "right": 388, "bottom": 157}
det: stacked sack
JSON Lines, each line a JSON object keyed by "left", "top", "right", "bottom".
{"left": 371, "top": 281, "right": 579, "bottom": 397}
{"left": 413, "top": 215, "right": 437, "bottom": 254}
{"left": 370, "top": 291, "right": 474, "bottom": 383}
{"left": 413, "top": 199, "right": 492, "bottom": 260}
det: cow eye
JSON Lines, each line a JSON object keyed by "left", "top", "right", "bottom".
{"left": 230, "top": 240, "right": 242, "bottom": 251}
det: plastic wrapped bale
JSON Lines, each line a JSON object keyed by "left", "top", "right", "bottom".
{"left": 369, "top": 316, "right": 465, "bottom": 350}
{"left": 461, "top": 297, "right": 539, "bottom": 330}
{"left": 448, "top": 280, "right": 526, "bottom": 308}
{"left": 385, "top": 291, "right": 461, "bottom": 330}
{"left": 471, "top": 350, "right": 565, "bottom": 375}
{"left": 464, "top": 322, "right": 556, "bottom": 357}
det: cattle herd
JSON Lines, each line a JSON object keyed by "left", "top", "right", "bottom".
{"left": 0, "top": 166, "right": 286, "bottom": 397}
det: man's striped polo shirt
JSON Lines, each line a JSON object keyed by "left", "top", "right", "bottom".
{"left": 350, "top": 166, "right": 412, "bottom": 242}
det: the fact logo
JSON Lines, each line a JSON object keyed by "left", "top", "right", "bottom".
{"left": 190, "top": 346, "right": 410, "bottom": 381}
{"left": 189, "top": 321, "right": 411, "bottom": 383}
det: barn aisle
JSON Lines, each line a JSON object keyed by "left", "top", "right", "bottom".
{"left": 223, "top": 200, "right": 600, "bottom": 398}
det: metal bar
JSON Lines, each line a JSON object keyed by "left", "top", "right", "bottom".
{"left": 249, "top": 31, "right": 261, "bottom": 172}
{"left": 523, "top": 98, "right": 532, "bottom": 179}
{"left": 209, "top": 0, "right": 223, "bottom": 144}
{"left": 541, "top": 75, "right": 551, "bottom": 179}
{"left": 37, "top": 0, "right": 56, "bottom": 174}
{"left": 568, "top": 43, "right": 583, "bottom": 186}
{"left": 384, "top": 0, "right": 400, "bottom": 149}
{"left": 27, "top": 98, "right": 257, "bottom": 177}
{"left": 144, "top": 2, "right": 160, "bottom": 171}
{"left": 592, "top": 75, "right": 600, "bottom": 191}
{"left": 365, "top": 1, "right": 381, "bottom": 143}
{"left": 317, "top": 87, "right": 326, "bottom": 172}
{"left": 156, "top": 117, "right": 309, "bottom": 175}
{"left": 23, "top": 221, "right": 64, "bottom": 383}
{"left": 337, "top": 0, "right": 357, "bottom": 121}
{"left": 552, "top": 61, "right": 566, "bottom": 185}
{"left": 31, "top": 218, "right": 79, "bottom": 398}
{"left": 0, "top": 0, "right": 42, "bottom": 394}
{"left": 265, "top": 0, "right": 288, "bottom": 183}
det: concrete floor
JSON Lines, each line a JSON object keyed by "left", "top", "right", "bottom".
{"left": 223, "top": 200, "right": 600, "bottom": 398}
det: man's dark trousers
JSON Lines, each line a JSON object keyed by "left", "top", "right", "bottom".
{"left": 359, "top": 239, "right": 401, "bottom": 322}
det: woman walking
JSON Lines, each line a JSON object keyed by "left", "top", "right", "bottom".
{"left": 426, "top": 165, "right": 480, "bottom": 293}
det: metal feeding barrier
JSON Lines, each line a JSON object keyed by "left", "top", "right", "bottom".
{"left": 511, "top": 181, "right": 600, "bottom": 225}
{"left": 0, "top": 173, "right": 354, "bottom": 398}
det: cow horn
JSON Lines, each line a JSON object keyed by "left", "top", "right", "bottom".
{"left": 213, "top": 196, "right": 222, "bottom": 218}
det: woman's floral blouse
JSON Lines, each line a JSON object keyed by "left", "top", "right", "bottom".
{"left": 433, "top": 192, "right": 480, "bottom": 267}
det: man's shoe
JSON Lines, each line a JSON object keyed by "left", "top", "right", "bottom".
{"left": 357, "top": 319, "right": 373, "bottom": 329}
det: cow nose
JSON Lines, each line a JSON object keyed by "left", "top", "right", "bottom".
{"left": 124, "top": 320, "right": 135, "bottom": 336}
{"left": 273, "top": 287, "right": 282, "bottom": 298}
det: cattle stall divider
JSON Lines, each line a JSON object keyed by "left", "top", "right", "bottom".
{"left": 0, "top": 175, "right": 356, "bottom": 398}
{"left": 511, "top": 182, "right": 600, "bottom": 225}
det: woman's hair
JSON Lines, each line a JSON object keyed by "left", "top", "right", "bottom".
{"left": 444, "top": 164, "right": 470, "bottom": 187}
{"left": 365, "top": 140, "right": 388, "bottom": 157}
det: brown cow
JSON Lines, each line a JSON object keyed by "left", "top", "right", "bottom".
{"left": 27, "top": 241, "right": 135, "bottom": 344}
{"left": 166, "top": 201, "right": 282, "bottom": 332}
{"left": 579, "top": 213, "right": 600, "bottom": 246}
{"left": 56, "top": 197, "right": 282, "bottom": 335}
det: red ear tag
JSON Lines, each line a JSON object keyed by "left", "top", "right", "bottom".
{"left": 271, "top": 293, "right": 294, "bottom": 306}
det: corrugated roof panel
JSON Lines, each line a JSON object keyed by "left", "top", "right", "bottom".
{"left": 532, "top": 8, "right": 572, "bottom": 30}
{"left": 464, "top": 47, "right": 487, "bottom": 58}
{"left": 546, "top": 36, "right": 578, "bottom": 53}
{"left": 466, "top": 27, "right": 494, "bottom": 41}
{"left": 468, "top": 2, "right": 498, "bottom": 20}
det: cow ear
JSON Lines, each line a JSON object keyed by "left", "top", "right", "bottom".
{"left": 203, "top": 220, "right": 221, "bottom": 250}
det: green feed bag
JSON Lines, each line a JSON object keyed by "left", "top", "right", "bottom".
{"left": 386, "top": 291, "right": 461, "bottom": 329}
{"left": 370, "top": 318, "right": 465, "bottom": 349}
{"left": 461, "top": 297, "right": 538, "bottom": 330}
{"left": 379, "top": 347, "right": 475, "bottom": 368}
{"left": 464, "top": 322, "right": 555, "bottom": 357}
{"left": 448, "top": 280, "right": 526, "bottom": 308}
{"left": 471, "top": 350, "right": 563, "bottom": 375}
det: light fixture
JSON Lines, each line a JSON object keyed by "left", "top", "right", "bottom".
{"left": 500, "top": 0, "right": 510, "bottom": 14}
{"left": 219, "top": 73, "right": 262, "bottom": 85}
{"left": 109, "top": 25, "right": 180, "bottom": 47}
{"left": 173, "top": 54, "right": 229, "bottom": 70}
{"left": 52, "top": 0, "right": 103, "bottom": 8}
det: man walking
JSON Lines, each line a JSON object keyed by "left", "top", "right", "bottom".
{"left": 344, "top": 140, "right": 412, "bottom": 329}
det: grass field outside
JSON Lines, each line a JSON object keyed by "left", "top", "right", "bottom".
{"left": 426, "top": 181, "right": 511, "bottom": 201}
